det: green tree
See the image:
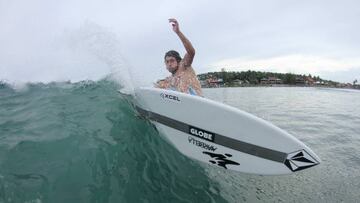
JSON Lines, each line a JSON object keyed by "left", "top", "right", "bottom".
{"left": 284, "top": 73, "right": 296, "bottom": 84}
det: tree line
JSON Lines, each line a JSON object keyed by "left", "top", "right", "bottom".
{"left": 197, "top": 70, "right": 332, "bottom": 85}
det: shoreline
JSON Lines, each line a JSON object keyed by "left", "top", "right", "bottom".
{"left": 202, "top": 84, "right": 360, "bottom": 90}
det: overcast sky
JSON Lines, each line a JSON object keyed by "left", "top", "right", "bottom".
{"left": 1, "top": 0, "right": 359, "bottom": 85}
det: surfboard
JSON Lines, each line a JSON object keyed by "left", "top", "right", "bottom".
{"left": 131, "top": 87, "right": 320, "bottom": 175}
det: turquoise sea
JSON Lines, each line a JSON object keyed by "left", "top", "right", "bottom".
{"left": 1, "top": 80, "right": 359, "bottom": 202}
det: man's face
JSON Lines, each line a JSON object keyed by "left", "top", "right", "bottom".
{"left": 165, "top": 56, "right": 179, "bottom": 74}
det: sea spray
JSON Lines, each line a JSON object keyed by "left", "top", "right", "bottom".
{"left": 64, "top": 22, "right": 135, "bottom": 94}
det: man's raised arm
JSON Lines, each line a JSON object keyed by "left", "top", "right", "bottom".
{"left": 169, "top": 18, "right": 195, "bottom": 67}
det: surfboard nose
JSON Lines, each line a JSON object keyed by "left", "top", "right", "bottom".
{"left": 284, "top": 148, "right": 320, "bottom": 172}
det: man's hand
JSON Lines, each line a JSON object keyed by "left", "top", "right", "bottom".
{"left": 155, "top": 79, "right": 168, "bottom": 89}
{"left": 169, "top": 18, "right": 180, "bottom": 33}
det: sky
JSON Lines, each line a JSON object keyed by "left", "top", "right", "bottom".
{"left": 1, "top": 0, "right": 360, "bottom": 85}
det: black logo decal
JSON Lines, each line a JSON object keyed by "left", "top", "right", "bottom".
{"left": 203, "top": 152, "right": 240, "bottom": 169}
{"left": 284, "top": 150, "right": 319, "bottom": 172}
{"left": 160, "top": 93, "right": 180, "bottom": 101}
{"left": 189, "top": 126, "right": 215, "bottom": 142}
{"left": 188, "top": 137, "right": 217, "bottom": 151}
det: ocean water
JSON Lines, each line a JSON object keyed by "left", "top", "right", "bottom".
{"left": 0, "top": 81, "right": 359, "bottom": 202}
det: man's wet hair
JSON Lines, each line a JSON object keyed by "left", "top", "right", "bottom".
{"left": 164, "top": 50, "right": 182, "bottom": 63}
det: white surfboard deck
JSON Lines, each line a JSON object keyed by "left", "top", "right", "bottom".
{"left": 130, "top": 87, "right": 320, "bottom": 175}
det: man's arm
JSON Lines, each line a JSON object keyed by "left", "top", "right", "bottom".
{"left": 169, "top": 18, "right": 195, "bottom": 67}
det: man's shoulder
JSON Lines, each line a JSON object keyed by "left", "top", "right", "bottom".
{"left": 179, "top": 60, "right": 195, "bottom": 72}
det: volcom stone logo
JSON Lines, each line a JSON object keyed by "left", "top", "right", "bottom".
{"left": 188, "top": 136, "right": 217, "bottom": 151}
{"left": 160, "top": 93, "right": 180, "bottom": 102}
{"left": 284, "top": 150, "right": 319, "bottom": 172}
{"left": 189, "top": 126, "right": 214, "bottom": 142}
{"left": 203, "top": 152, "right": 240, "bottom": 169}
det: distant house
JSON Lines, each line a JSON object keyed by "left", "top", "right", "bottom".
{"left": 233, "top": 79, "right": 243, "bottom": 85}
{"left": 260, "top": 78, "right": 267, "bottom": 84}
{"left": 305, "top": 77, "right": 315, "bottom": 85}
{"left": 315, "top": 81, "right": 327, "bottom": 86}
{"left": 260, "top": 77, "right": 282, "bottom": 84}
{"left": 201, "top": 77, "right": 224, "bottom": 88}
{"left": 200, "top": 80, "right": 207, "bottom": 87}
{"left": 295, "top": 77, "right": 305, "bottom": 85}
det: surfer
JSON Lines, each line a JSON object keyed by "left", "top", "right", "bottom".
{"left": 155, "top": 18, "right": 203, "bottom": 97}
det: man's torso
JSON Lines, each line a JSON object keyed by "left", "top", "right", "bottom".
{"left": 157, "top": 64, "right": 203, "bottom": 96}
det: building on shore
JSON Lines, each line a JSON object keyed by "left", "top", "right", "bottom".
{"left": 200, "top": 77, "right": 224, "bottom": 88}
{"left": 260, "top": 77, "right": 283, "bottom": 84}
{"left": 233, "top": 79, "right": 243, "bottom": 86}
{"left": 295, "top": 77, "right": 305, "bottom": 85}
{"left": 304, "top": 77, "right": 315, "bottom": 85}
